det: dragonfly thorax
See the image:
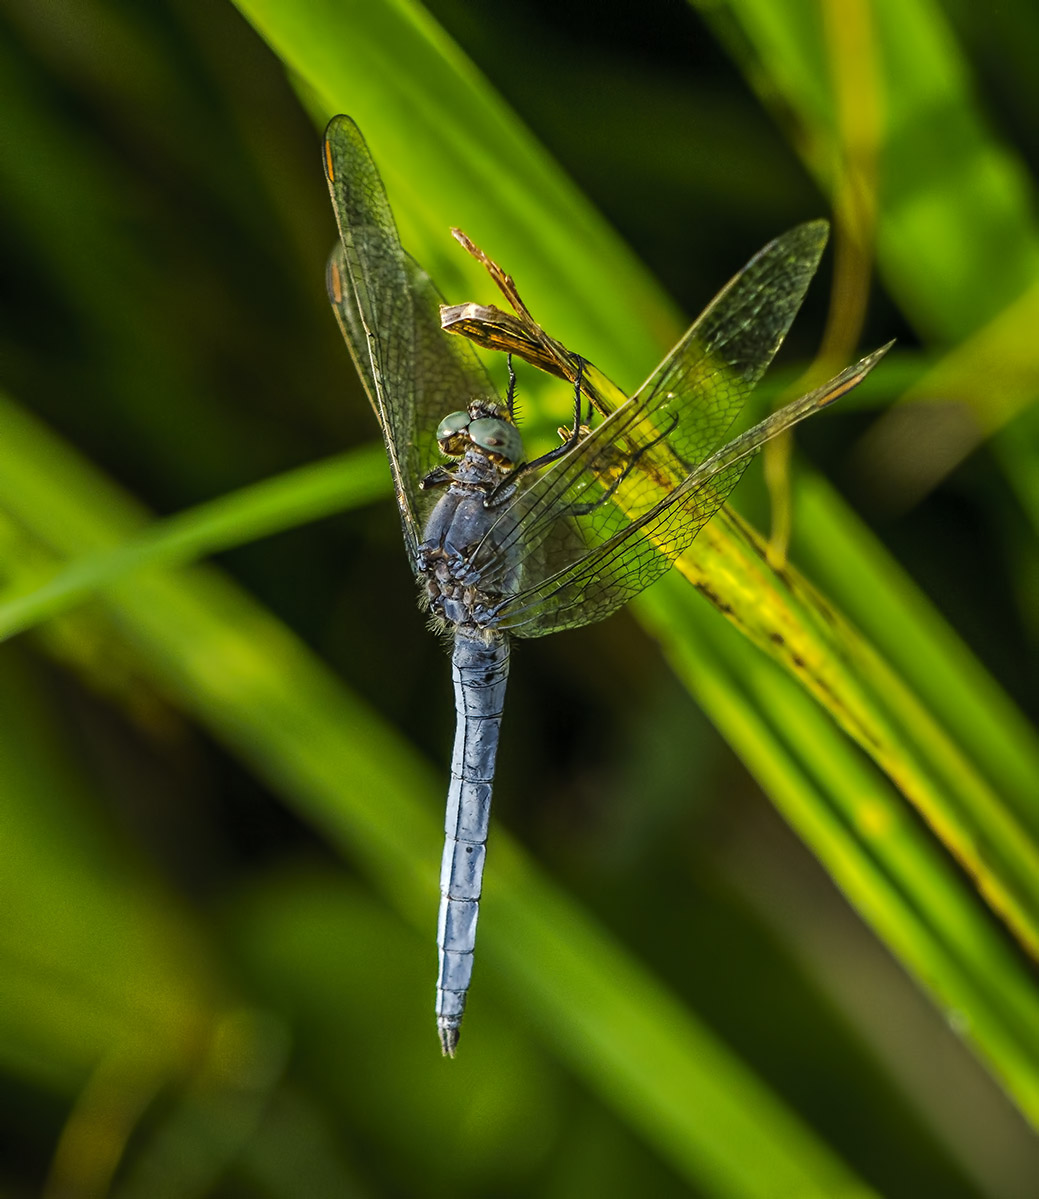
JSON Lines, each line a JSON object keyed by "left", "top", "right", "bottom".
{"left": 418, "top": 438, "right": 521, "bottom": 633}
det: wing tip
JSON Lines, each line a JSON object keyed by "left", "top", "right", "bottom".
{"left": 774, "top": 217, "right": 830, "bottom": 259}
{"left": 322, "top": 113, "right": 368, "bottom": 185}
{"left": 816, "top": 338, "right": 896, "bottom": 409}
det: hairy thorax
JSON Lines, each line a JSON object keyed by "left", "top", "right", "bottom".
{"left": 418, "top": 447, "right": 519, "bottom": 634}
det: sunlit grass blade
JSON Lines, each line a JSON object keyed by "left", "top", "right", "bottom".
{"left": 700, "top": 0, "right": 1039, "bottom": 340}
{"left": 0, "top": 445, "right": 387, "bottom": 642}
{"left": 792, "top": 474, "right": 1039, "bottom": 823}
{"left": 703, "top": 0, "right": 1039, "bottom": 511}
{"left": 232, "top": 0, "right": 681, "bottom": 376}
{"left": 637, "top": 573, "right": 1039, "bottom": 1123}
{"left": 685, "top": 0, "right": 1039, "bottom": 940}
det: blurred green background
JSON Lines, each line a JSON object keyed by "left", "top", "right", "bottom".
{"left": 1, "top": 1, "right": 1037, "bottom": 1196}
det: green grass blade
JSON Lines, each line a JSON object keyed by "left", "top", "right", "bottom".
{"left": 233, "top": 0, "right": 681, "bottom": 375}
{"left": 702, "top": 0, "right": 1039, "bottom": 340}
{"left": 638, "top": 573, "right": 1039, "bottom": 1122}
{"left": 0, "top": 445, "right": 387, "bottom": 642}
{"left": 792, "top": 474, "right": 1039, "bottom": 822}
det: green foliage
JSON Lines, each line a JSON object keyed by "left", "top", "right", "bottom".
{"left": 0, "top": 2, "right": 1036, "bottom": 1197}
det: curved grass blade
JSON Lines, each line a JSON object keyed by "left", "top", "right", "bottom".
{"left": 0, "top": 446, "right": 388, "bottom": 643}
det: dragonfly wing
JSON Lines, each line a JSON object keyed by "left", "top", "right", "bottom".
{"left": 323, "top": 115, "right": 499, "bottom": 566}
{"left": 326, "top": 244, "right": 378, "bottom": 401}
{"left": 500, "top": 457, "right": 753, "bottom": 636}
{"left": 497, "top": 344, "right": 891, "bottom": 637}
{"left": 636, "top": 220, "right": 830, "bottom": 470}
{"left": 466, "top": 222, "right": 831, "bottom": 589}
{"left": 405, "top": 253, "right": 502, "bottom": 487}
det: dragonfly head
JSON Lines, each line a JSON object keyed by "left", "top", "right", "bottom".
{"left": 435, "top": 402, "right": 523, "bottom": 467}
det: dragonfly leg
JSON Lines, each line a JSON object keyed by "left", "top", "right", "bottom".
{"left": 487, "top": 358, "right": 588, "bottom": 506}
{"left": 567, "top": 411, "right": 679, "bottom": 517}
{"left": 420, "top": 465, "right": 457, "bottom": 490}
{"left": 505, "top": 353, "right": 518, "bottom": 421}
{"left": 538, "top": 355, "right": 586, "bottom": 464}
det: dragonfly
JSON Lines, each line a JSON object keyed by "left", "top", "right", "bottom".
{"left": 322, "top": 114, "right": 890, "bottom": 1056}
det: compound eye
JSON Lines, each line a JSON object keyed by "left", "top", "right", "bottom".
{"left": 435, "top": 411, "right": 470, "bottom": 440}
{"left": 468, "top": 418, "right": 522, "bottom": 464}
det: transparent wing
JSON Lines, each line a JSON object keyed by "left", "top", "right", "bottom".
{"left": 323, "top": 115, "right": 498, "bottom": 566}
{"left": 464, "top": 223, "right": 830, "bottom": 603}
{"left": 496, "top": 345, "right": 891, "bottom": 637}
{"left": 632, "top": 220, "right": 829, "bottom": 467}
